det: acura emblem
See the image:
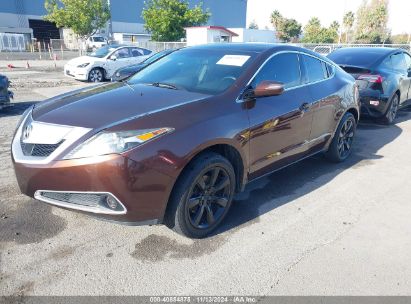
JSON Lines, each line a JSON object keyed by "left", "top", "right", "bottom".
{"left": 22, "top": 124, "right": 33, "bottom": 141}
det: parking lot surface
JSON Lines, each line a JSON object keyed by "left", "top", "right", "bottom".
{"left": 1, "top": 70, "right": 411, "bottom": 295}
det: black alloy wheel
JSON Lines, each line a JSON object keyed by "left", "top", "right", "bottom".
{"left": 165, "top": 152, "right": 236, "bottom": 238}
{"left": 325, "top": 112, "right": 357, "bottom": 163}
{"left": 337, "top": 118, "right": 355, "bottom": 159}
{"left": 186, "top": 166, "right": 231, "bottom": 230}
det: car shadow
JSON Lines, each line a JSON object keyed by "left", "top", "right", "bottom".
{"left": 0, "top": 101, "right": 38, "bottom": 118}
{"left": 213, "top": 106, "right": 411, "bottom": 236}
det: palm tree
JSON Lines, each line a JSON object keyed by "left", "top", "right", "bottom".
{"left": 270, "top": 10, "right": 283, "bottom": 30}
{"left": 343, "top": 11, "right": 355, "bottom": 43}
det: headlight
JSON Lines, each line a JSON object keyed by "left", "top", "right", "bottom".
{"left": 15, "top": 105, "right": 33, "bottom": 131}
{"left": 64, "top": 128, "right": 174, "bottom": 159}
{"left": 77, "top": 63, "right": 90, "bottom": 68}
{"left": 116, "top": 72, "right": 121, "bottom": 77}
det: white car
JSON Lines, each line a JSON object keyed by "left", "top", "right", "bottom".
{"left": 64, "top": 45, "right": 152, "bottom": 82}
{"left": 86, "top": 36, "right": 107, "bottom": 51}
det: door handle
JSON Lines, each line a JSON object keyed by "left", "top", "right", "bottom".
{"left": 299, "top": 102, "right": 311, "bottom": 112}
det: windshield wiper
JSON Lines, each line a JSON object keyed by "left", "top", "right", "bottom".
{"left": 148, "top": 82, "right": 179, "bottom": 90}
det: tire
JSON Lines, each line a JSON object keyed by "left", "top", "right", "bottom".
{"left": 165, "top": 152, "right": 236, "bottom": 238}
{"left": 325, "top": 112, "right": 357, "bottom": 163}
{"left": 381, "top": 94, "right": 399, "bottom": 125}
{"left": 88, "top": 68, "right": 104, "bottom": 82}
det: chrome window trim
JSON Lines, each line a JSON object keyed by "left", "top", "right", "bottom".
{"left": 236, "top": 50, "right": 336, "bottom": 103}
{"left": 34, "top": 190, "right": 127, "bottom": 215}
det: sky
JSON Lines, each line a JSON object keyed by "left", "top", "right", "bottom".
{"left": 246, "top": 0, "right": 411, "bottom": 35}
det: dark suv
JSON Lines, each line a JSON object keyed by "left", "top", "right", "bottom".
{"left": 328, "top": 47, "right": 411, "bottom": 124}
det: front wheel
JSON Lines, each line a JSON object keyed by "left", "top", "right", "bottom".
{"left": 88, "top": 68, "right": 104, "bottom": 82}
{"left": 325, "top": 112, "right": 357, "bottom": 163}
{"left": 165, "top": 152, "right": 236, "bottom": 238}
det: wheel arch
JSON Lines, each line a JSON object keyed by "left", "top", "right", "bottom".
{"left": 89, "top": 66, "right": 107, "bottom": 80}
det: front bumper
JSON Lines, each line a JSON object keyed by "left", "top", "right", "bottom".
{"left": 64, "top": 64, "right": 89, "bottom": 81}
{"left": 12, "top": 154, "right": 175, "bottom": 224}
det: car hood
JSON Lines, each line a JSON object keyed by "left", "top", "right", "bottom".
{"left": 66, "top": 56, "right": 101, "bottom": 66}
{"left": 32, "top": 82, "right": 210, "bottom": 129}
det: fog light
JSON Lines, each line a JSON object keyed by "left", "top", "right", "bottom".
{"left": 370, "top": 100, "right": 380, "bottom": 106}
{"left": 106, "top": 196, "right": 118, "bottom": 210}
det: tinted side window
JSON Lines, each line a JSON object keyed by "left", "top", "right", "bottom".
{"left": 113, "top": 48, "right": 130, "bottom": 59}
{"left": 326, "top": 63, "right": 335, "bottom": 77}
{"left": 391, "top": 53, "right": 407, "bottom": 72}
{"left": 252, "top": 53, "right": 301, "bottom": 89}
{"left": 303, "top": 55, "right": 326, "bottom": 83}
{"left": 130, "top": 48, "right": 144, "bottom": 57}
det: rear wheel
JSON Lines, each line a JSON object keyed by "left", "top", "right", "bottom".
{"left": 165, "top": 152, "right": 236, "bottom": 238}
{"left": 88, "top": 68, "right": 104, "bottom": 82}
{"left": 325, "top": 112, "right": 356, "bottom": 163}
{"left": 381, "top": 94, "right": 399, "bottom": 125}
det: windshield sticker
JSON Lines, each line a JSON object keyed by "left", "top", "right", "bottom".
{"left": 217, "top": 55, "right": 251, "bottom": 67}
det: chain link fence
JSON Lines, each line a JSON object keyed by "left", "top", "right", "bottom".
{"left": 2, "top": 39, "right": 411, "bottom": 60}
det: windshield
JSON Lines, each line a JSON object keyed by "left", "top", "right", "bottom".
{"left": 89, "top": 46, "right": 117, "bottom": 58}
{"left": 128, "top": 49, "right": 255, "bottom": 95}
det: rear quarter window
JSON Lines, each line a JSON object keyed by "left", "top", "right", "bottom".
{"left": 302, "top": 55, "right": 326, "bottom": 83}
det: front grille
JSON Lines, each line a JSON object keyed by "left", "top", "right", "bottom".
{"left": 35, "top": 191, "right": 127, "bottom": 214}
{"left": 39, "top": 192, "right": 104, "bottom": 207}
{"left": 19, "top": 116, "right": 63, "bottom": 157}
{"left": 20, "top": 141, "right": 63, "bottom": 157}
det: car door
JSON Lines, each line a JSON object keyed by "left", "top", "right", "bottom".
{"left": 246, "top": 52, "right": 314, "bottom": 179}
{"left": 301, "top": 54, "right": 340, "bottom": 147}
{"left": 390, "top": 52, "right": 410, "bottom": 104}
{"left": 105, "top": 47, "right": 132, "bottom": 78}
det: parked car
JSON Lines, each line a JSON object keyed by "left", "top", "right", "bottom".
{"left": 85, "top": 35, "right": 107, "bottom": 51}
{"left": 328, "top": 47, "right": 411, "bottom": 124}
{"left": 64, "top": 45, "right": 152, "bottom": 82}
{"left": 111, "top": 49, "right": 175, "bottom": 82}
{"left": 0, "top": 74, "right": 13, "bottom": 110}
{"left": 12, "top": 44, "right": 359, "bottom": 238}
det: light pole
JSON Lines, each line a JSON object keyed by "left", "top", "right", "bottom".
{"left": 107, "top": 0, "right": 113, "bottom": 42}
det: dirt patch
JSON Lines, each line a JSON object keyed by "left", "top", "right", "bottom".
{"left": 131, "top": 233, "right": 227, "bottom": 262}
{"left": 0, "top": 197, "right": 67, "bottom": 245}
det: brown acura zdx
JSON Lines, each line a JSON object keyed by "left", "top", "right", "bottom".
{"left": 12, "top": 44, "right": 359, "bottom": 238}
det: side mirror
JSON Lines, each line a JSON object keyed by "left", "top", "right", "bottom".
{"left": 110, "top": 55, "right": 117, "bottom": 61}
{"left": 254, "top": 81, "right": 285, "bottom": 97}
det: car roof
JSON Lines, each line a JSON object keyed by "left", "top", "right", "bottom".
{"left": 330, "top": 47, "right": 402, "bottom": 56}
{"left": 327, "top": 47, "right": 405, "bottom": 68}
{"left": 185, "top": 43, "right": 330, "bottom": 58}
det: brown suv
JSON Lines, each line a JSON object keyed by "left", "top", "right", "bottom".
{"left": 12, "top": 44, "right": 359, "bottom": 238}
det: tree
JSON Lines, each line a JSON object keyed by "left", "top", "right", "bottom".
{"left": 44, "top": 0, "right": 110, "bottom": 40}
{"left": 142, "top": 0, "right": 210, "bottom": 42}
{"left": 343, "top": 11, "right": 355, "bottom": 43}
{"left": 390, "top": 33, "right": 411, "bottom": 44}
{"left": 270, "top": 10, "right": 302, "bottom": 42}
{"left": 302, "top": 17, "right": 339, "bottom": 43}
{"left": 270, "top": 10, "right": 283, "bottom": 30}
{"left": 278, "top": 19, "right": 302, "bottom": 42}
{"left": 354, "top": 0, "right": 390, "bottom": 43}
{"left": 248, "top": 20, "right": 259, "bottom": 30}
